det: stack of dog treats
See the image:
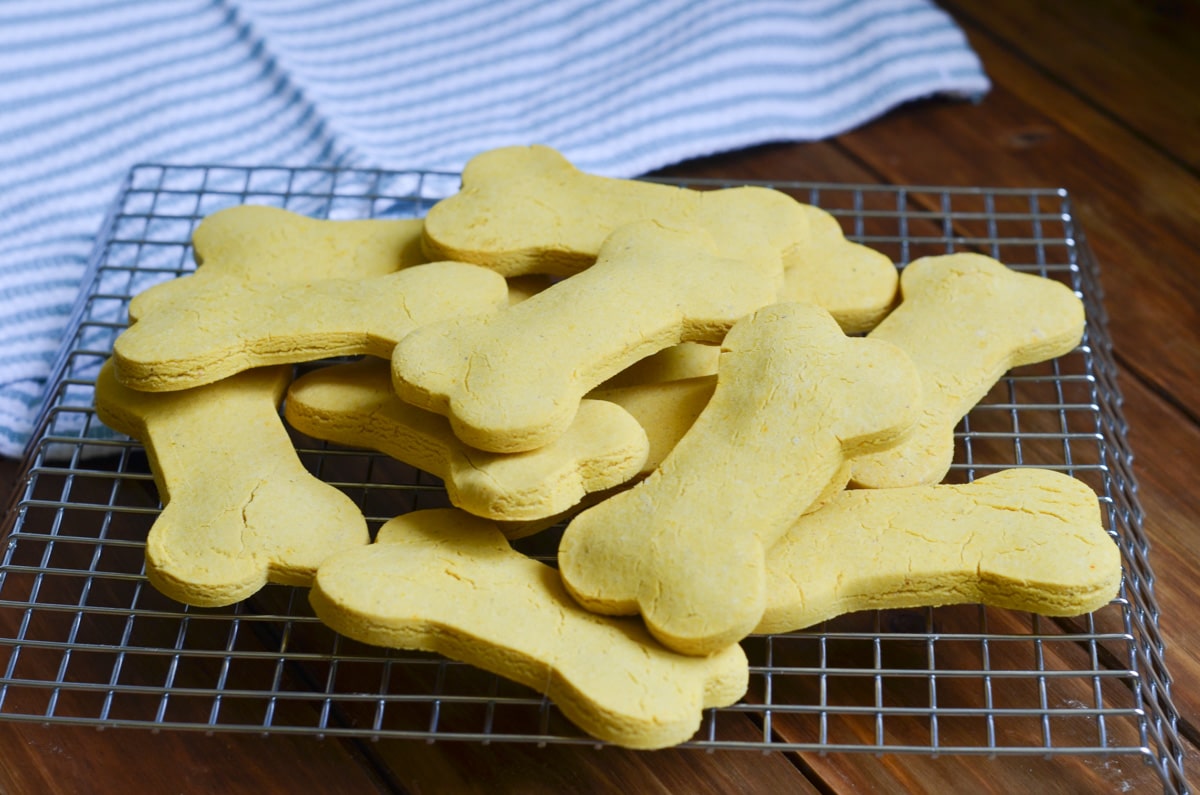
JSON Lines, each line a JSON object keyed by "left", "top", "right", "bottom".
{"left": 94, "top": 145, "right": 1122, "bottom": 750}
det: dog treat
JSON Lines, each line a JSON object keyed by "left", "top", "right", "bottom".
{"left": 591, "top": 374, "right": 854, "bottom": 505}
{"left": 590, "top": 375, "right": 716, "bottom": 475}
{"left": 559, "top": 302, "right": 921, "bottom": 656}
{"left": 114, "top": 260, "right": 509, "bottom": 391}
{"left": 422, "top": 144, "right": 806, "bottom": 278}
{"left": 492, "top": 487, "right": 622, "bottom": 541}
{"left": 779, "top": 204, "right": 898, "bottom": 334}
{"left": 93, "top": 359, "right": 369, "bottom": 607}
{"left": 421, "top": 145, "right": 898, "bottom": 329}
{"left": 757, "top": 469, "right": 1122, "bottom": 633}
{"left": 129, "top": 205, "right": 428, "bottom": 322}
{"left": 596, "top": 342, "right": 721, "bottom": 389}
{"left": 850, "top": 253, "right": 1087, "bottom": 489}
{"left": 285, "top": 358, "right": 649, "bottom": 523}
{"left": 310, "top": 508, "right": 749, "bottom": 750}
{"left": 392, "top": 220, "right": 781, "bottom": 453}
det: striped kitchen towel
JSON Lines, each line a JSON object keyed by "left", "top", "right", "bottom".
{"left": 0, "top": 0, "right": 989, "bottom": 458}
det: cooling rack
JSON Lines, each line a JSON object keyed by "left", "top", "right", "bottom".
{"left": 0, "top": 164, "right": 1188, "bottom": 794}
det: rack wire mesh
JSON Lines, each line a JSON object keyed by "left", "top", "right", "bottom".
{"left": 0, "top": 164, "right": 1188, "bottom": 793}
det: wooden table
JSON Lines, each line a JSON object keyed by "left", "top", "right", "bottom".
{"left": 1, "top": 2, "right": 1196, "bottom": 792}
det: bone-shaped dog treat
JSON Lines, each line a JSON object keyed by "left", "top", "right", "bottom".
{"left": 592, "top": 374, "right": 855, "bottom": 506}
{"left": 392, "top": 220, "right": 782, "bottom": 453}
{"left": 421, "top": 145, "right": 898, "bottom": 331}
{"left": 309, "top": 508, "right": 749, "bottom": 750}
{"left": 779, "top": 204, "right": 898, "bottom": 334}
{"left": 756, "top": 469, "right": 1122, "bottom": 633}
{"left": 422, "top": 144, "right": 806, "bottom": 277}
{"left": 129, "top": 205, "right": 427, "bottom": 322}
{"left": 589, "top": 375, "right": 716, "bottom": 475}
{"left": 850, "top": 253, "right": 1086, "bottom": 489}
{"left": 558, "top": 303, "right": 921, "bottom": 656}
{"left": 94, "top": 360, "right": 369, "bottom": 607}
{"left": 114, "top": 261, "right": 509, "bottom": 391}
{"left": 285, "top": 358, "right": 649, "bottom": 524}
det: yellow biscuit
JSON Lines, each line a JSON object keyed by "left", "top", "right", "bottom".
{"left": 595, "top": 342, "right": 721, "bottom": 390}
{"left": 422, "top": 144, "right": 805, "bottom": 277}
{"left": 130, "top": 205, "right": 427, "bottom": 322}
{"left": 589, "top": 375, "right": 716, "bottom": 475}
{"left": 492, "top": 486, "right": 622, "bottom": 541}
{"left": 392, "top": 220, "right": 781, "bottom": 453}
{"left": 850, "top": 253, "right": 1087, "bottom": 489}
{"left": 780, "top": 205, "right": 898, "bottom": 333}
{"left": 421, "top": 145, "right": 897, "bottom": 330}
{"left": 114, "top": 261, "right": 509, "bottom": 391}
{"left": 309, "top": 508, "right": 748, "bottom": 750}
{"left": 757, "top": 469, "right": 1122, "bottom": 633}
{"left": 285, "top": 358, "right": 649, "bottom": 524}
{"left": 558, "top": 302, "right": 921, "bottom": 656}
{"left": 93, "top": 360, "right": 369, "bottom": 607}
{"left": 591, "top": 374, "right": 852, "bottom": 504}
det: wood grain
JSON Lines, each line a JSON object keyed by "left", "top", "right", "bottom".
{"left": 943, "top": 0, "right": 1200, "bottom": 171}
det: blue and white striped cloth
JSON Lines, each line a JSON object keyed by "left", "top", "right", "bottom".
{"left": 0, "top": 0, "right": 988, "bottom": 458}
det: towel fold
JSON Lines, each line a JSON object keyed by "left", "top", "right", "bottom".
{"left": 0, "top": 0, "right": 988, "bottom": 457}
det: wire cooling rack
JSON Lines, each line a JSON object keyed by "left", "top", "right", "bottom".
{"left": 0, "top": 165, "right": 1188, "bottom": 793}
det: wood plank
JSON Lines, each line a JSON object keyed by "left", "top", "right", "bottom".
{"left": 939, "top": 4, "right": 1200, "bottom": 250}
{"left": 942, "top": 0, "right": 1200, "bottom": 171}
{"left": 364, "top": 720, "right": 820, "bottom": 795}
{"left": 0, "top": 724, "right": 388, "bottom": 795}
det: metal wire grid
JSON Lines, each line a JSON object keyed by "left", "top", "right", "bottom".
{"left": 0, "top": 165, "right": 1187, "bottom": 792}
